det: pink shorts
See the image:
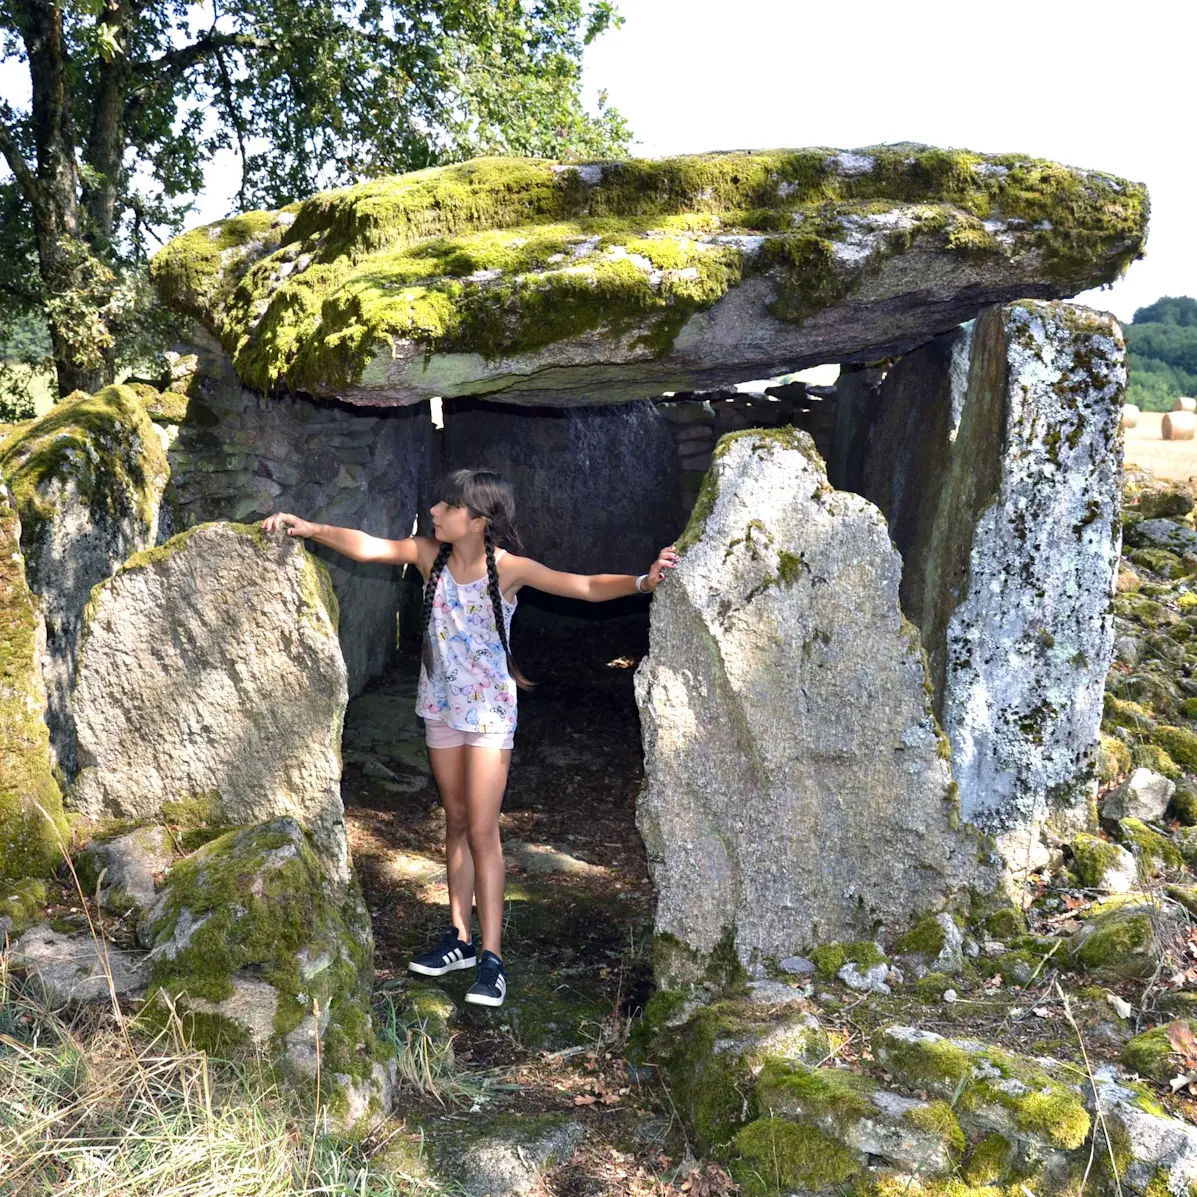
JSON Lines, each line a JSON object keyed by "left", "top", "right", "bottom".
{"left": 424, "top": 718, "right": 514, "bottom": 751}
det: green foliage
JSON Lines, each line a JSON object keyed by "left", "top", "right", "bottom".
{"left": 1126, "top": 296, "right": 1197, "bottom": 411}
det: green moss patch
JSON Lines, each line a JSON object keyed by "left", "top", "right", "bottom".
{"left": 732, "top": 1116, "right": 859, "bottom": 1195}
{"left": 1098, "top": 734, "right": 1132, "bottom": 785}
{"left": 0, "top": 490, "right": 68, "bottom": 882}
{"left": 1121, "top": 1021, "right": 1197, "bottom": 1084}
{"left": 1069, "top": 904, "right": 1158, "bottom": 980}
{"left": 808, "top": 939, "right": 887, "bottom": 979}
{"left": 1069, "top": 833, "right": 1127, "bottom": 888}
{"left": 1118, "top": 817, "right": 1183, "bottom": 877}
{"left": 152, "top": 149, "right": 1147, "bottom": 396}
{"left": 1152, "top": 724, "right": 1197, "bottom": 771}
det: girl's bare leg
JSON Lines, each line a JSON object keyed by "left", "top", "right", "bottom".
{"left": 429, "top": 746, "right": 474, "bottom": 941}
{"left": 463, "top": 746, "right": 512, "bottom": 958}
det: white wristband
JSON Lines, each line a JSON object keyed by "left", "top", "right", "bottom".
{"left": 636, "top": 573, "right": 650, "bottom": 593}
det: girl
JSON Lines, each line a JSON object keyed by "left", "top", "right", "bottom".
{"left": 261, "top": 468, "right": 677, "bottom": 1008}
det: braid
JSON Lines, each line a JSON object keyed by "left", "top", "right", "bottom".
{"left": 484, "top": 526, "right": 532, "bottom": 690}
{"left": 421, "top": 543, "right": 452, "bottom": 677}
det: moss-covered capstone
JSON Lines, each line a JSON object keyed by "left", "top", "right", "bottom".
{"left": 0, "top": 386, "right": 171, "bottom": 776}
{"left": 0, "top": 482, "right": 68, "bottom": 883}
{"left": 635, "top": 428, "right": 996, "bottom": 984}
{"left": 68, "top": 522, "right": 351, "bottom": 886}
{"left": 143, "top": 817, "right": 392, "bottom": 1130}
{"left": 151, "top": 148, "right": 1147, "bottom": 407}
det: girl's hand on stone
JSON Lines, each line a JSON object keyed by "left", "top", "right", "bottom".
{"left": 261, "top": 512, "right": 318, "bottom": 538}
{"left": 645, "top": 545, "right": 679, "bottom": 590}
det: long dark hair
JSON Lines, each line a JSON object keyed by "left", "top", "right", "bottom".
{"left": 420, "top": 468, "right": 532, "bottom": 690}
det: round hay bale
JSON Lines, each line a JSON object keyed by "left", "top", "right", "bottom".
{"left": 1174, "top": 396, "right": 1197, "bottom": 413}
{"left": 1162, "top": 411, "right": 1197, "bottom": 441}
{"left": 1121, "top": 404, "right": 1140, "bottom": 429}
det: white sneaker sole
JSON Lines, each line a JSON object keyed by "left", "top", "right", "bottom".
{"left": 464, "top": 990, "right": 505, "bottom": 1007}
{"left": 408, "top": 956, "right": 476, "bottom": 977}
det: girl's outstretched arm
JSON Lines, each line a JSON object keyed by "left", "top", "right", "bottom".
{"left": 503, "top": 545, "right": 679, "bottom": 602}
{"left": 260, "top": 512, "right": 439, "bottom": 571}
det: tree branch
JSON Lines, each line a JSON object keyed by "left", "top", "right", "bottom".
{"left": 133, "top": 30, "right": 272, "bottom": 83}
{"left": 0, "top": 114, "right": 42, "bottom": 209}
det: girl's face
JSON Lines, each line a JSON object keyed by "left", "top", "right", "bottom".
{"left": 430, "top": 500, "right": 484, "bottom": 544}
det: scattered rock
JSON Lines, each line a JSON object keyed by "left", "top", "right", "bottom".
{"left": 1069, "top": 833, "right": 1138, "bottom": 893}
{"left": 837, "top": 961, "right": 891, "bottom": 994}
{"left": 1127, "top": 518, "right": 1197, "bottom": 556}
{"left": 779, "top": 955, "right": 816, "bottom": 976}
{"left": 12, "top": 925, "right": 150, "bottom": 1004}
{"left": 76, "top": 825, "right": 172, "bottom": 914}
{"left": 1102, "top": 767, "right": 1175, "bottom": 822}
{"left": 459, "top": 1116, "right": 585, "bottom": 1197}
{"left": 69, "top": 522, "right": 350, "bottom": 887}
{"left": 1069, "top": 901, "right": 1165, "bottom": 980}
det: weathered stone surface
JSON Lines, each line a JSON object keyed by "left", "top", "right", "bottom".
{"left": 0, "top": 387, "right": 171, "bottom": 774}
{"left": 1101, "top": 767, "right": 1175, "bottom": 823}
{"left": 1126, "top": 517, "right": 1197, "bottom": 555}
{"left": 634, "top": 428, "right": 992, "bottom": 983}
{"left": 0, "top": 482, "right": 68, "bottom": 882}
{"left": 13, "top": 925, "right": 151, "bottom": 1003}
{"left": 151, "top": 150, "right": 1147, "bottom": 408}
{"left": 861, "top": 302, "right": 1125, "bottom": 872}
{"left": 76, "top": 825, "right": 173, "bottom": 914}
{"left": 442, "top": 397, "right": 682, "bottom": 575}
{"left": 168, "top": 339, "right": 428, "bottom": 694}
{"left": 1069, "top": 833, "right": 1138, "bottom": 893}
{"left": 458, "top": 1117, "right": 585, "bottom": 1197}
{"left": 144, "top": 818, "right": 389, "bottom": 1129}
{"left": 68, "top": 522, "right": 350, "bottom": 884}
{"left": 1095, "top": 1067, "right": 1197, "bottom": 1196}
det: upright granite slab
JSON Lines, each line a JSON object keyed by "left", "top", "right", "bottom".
{"left": 860, "top": 302, "right": 1125, "bottom": 871}
{"left": 69, "top": 522, "right": 351, "bottom": 887}
{"left": 0, "top": 481, "right": 68, "bottom": 882}
{"left": 151, "top": 148, "right": 1146, "bottom": 407}
{"left": 634, "top": 429, "right": 993, "bottom": 984}
{"left": 0, "top": 386, "right": 171, "bottom": 774}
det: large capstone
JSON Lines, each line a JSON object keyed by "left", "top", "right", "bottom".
{"left": 859, "top": 301, "right": 1124, "bottom": 869}
{"left": 144, "top": 817, "right": 392, "bottom": 1131}
{"left": 69, "top": 522, "right": 350, "bottom": 886}
{"left": 0, "top": 386, "right": 171, "bottom": 774}
{"left": 0, "top": 481, "right": 69, "bottom": 882}
{"left": 634, "top": 429, "right": 993, "bottom": 984}
{"left": 150, "top": 149, "right": 1146, "bottom": 408}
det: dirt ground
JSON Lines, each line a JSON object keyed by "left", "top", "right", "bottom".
{"left": 1125, "top": 411, "right": 1197, "bottom": 481}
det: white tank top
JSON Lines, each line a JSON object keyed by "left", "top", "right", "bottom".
{"left": 416, "top": 550, "right": 518, "bottom": 734}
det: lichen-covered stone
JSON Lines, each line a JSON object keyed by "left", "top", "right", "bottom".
{"left": 13, "top": 925, "right": 151, "bottom": 1003}
{"left": 1126, "top": 518, "right": 1197, "bottom": 555}
{"left": 144, "top": 817, "right": 388, "bottom": 1129}
{"left": 1101, "top": 767, "right": 1175, "bottom": 823}
{"left": 635, "top": 429, "right": 994, "bottom": 983}
{"left": 69, "top": 522, "right": 350, "bottom": 885}
{"left": 151, "top": 149, "right": 1147, "bottom": 407}
{"left": 75, "top": 824, "right": 173, "bottom": 915}
{"left": 873, "top": 1025, "right": 1090, "bottom": 1154}
{"left": 0, "top": 386, "right": 171, "bottom": 774}
{"left": 1122, "top": 1022, "right": 1197, "bottom": 1084}
{"left": 1069, "top": 832, "right": 1137, "bottom": 893}
{"left": 1068, "top": 901, "right": 1161, "bottom": 980}
{"left": 1118, "top": 818, "right": 1184, "bottom": 878}
{"left": 650, "top": 994, "right": 829, "bottom": 1153}
{"left": 861, "top": 303, "right": 1124, "bottom": 879}
{"left": 0, "top": 482, "right": 68, "bottom": 882}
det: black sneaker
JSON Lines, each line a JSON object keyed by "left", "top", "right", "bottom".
{"left": 465, "top": 950, "right": 507, "bottom": 1007}
{"left": 408, "top": 929, "right": 476, "bottom": 977}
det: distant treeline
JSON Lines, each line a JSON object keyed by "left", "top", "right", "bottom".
{"left": 1126, "top": 296, "right": 1197, "bottom": 411}
{"left": 3, "top": 312, "right": 51, "bottom": 362}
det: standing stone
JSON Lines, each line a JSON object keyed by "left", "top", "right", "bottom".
{"left": 635, "top": 429, "right": 992, "bottom": 985}
{"left": 0, "top": 482, "right": 69, "bottom": 881}
{"left": 69, "top": 522, "right": 350, "bottom": 886}
{"left": 860, "top": 302, "right": 1124, "bottom": 874}
{"left": 0, "top": 386, "right": 170, "bottom": 774}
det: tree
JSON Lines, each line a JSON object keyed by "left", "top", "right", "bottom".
{"left": 0, "top": 0, "right": 630, "bottom": 399}
{"left": 1125, "top": 296, "right": 1197, "bottom": 412}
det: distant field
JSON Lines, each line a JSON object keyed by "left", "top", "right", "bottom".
{"left": 1124, "top": 411, "right": 1197, "bottom": 481}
